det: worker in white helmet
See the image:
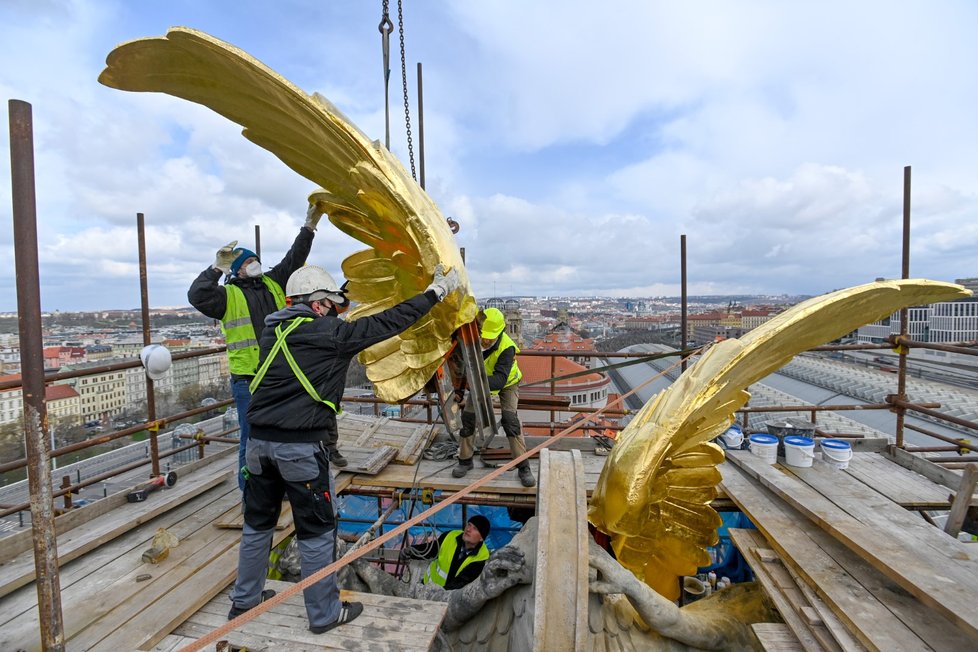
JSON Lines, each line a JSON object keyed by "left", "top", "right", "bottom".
{"left": 229, "top": 262, "right": 461, "bottom": 634}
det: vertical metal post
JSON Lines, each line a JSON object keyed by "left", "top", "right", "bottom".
{"left": 417, "top": 62, "right": 425, "bottom": 190}
{"left": 550, "top": 355, "right": 557, "bottom": 436}
{"left": 9, "top": 98, "right": 65, "bottom": 651}
{"left": 254, "top": 224, "right": 261, "bottom": 259}
{"left": 137, "top": 213, "right": 161, "bottom": 476}
{"left": 895, "top": 166, "right": 912, "bottom": 448}
{"left": 680, "top": 234, "right": 688, "bottom": 372}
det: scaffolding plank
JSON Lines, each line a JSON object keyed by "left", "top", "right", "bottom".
{"left": 727, "top": 451, "right": 978, "bottom": 641}
{"left": 843, "top": 452, "right": 950, "bottom": 509}
{"left": 721, "top": 462, "right": 939, "bottom": 651}
{"left": 752, "top": 623, "right": 805, "bottom": 651}
{"left": 0, "top": 456, "right": 233, "bottom": 599}
{"left": 172, "top": 581, "right": 447, "bottom": 651}
{"left": 730, "top": 528, "right": 850, "bottom": 652}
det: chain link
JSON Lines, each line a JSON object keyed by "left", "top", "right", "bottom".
{"left": 398, "top": 0, "right": 416, "bottom": 181}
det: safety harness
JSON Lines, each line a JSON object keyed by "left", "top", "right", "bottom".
{"left": 249, "top": 317, "right": 340, "bottom": 413}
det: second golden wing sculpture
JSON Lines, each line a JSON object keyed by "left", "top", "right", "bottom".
{"left": 99, "top": 27, "right": 478, "bottom": 402}
{"left": 589, "top": 279, "right": 972, "bottom": 601}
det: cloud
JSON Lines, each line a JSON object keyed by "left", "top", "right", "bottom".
{"left": 2, "top": 1, "right": 978, "bottom": 311}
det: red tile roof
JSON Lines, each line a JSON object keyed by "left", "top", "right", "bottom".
{"left": 46, "top": 384, "right": 79, "bottom": 400}
{"left": 518, "top": 355, "right": 604, "bottom": 386}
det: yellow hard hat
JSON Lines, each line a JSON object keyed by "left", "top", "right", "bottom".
{"left": 481, "top": 308, "right": 505, "bottom": 339}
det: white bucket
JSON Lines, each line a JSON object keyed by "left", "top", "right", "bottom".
{"left": 748, "top": 434, "right": 779, "bottom": 464}
{"left": 784, "top": 436, "right": 815, "bottom": 468}
{"left": 821, "top": 439, "right": 853, "bottom": 470}
{"left": 720, "top": 425, "right": 744, "bottom": 449}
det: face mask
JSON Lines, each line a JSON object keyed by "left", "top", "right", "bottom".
{"left": 242, "top": 260, "right": 263, "bottom": 277}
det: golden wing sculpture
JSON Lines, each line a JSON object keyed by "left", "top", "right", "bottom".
{"left": 99, "top": 27, "right": 478, "bottom": 402}
{"left": 589, "top": 279, "right": 972, "bottom": 600}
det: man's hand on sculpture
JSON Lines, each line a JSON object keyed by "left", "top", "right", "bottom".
{"left": 213, "top": 240, "right": 238, "bottom": 274}
{"left": 478, "top": 546, "right": 530, "bottom": 600}
{"left": 425, "top": 264, "right": 462, "bottom": 301}
{"left": 304, "top": 202, "right": 324, "bottom": 231}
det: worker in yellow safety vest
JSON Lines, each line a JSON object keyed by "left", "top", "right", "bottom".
{"left": 411, "top": 515, "right": 491, "bottom": 590}
{"left": 452, "top": 307, "right": 535, "bottom": 486}
{"left": 188, "top": 204, "right": 324, "bottom": 487}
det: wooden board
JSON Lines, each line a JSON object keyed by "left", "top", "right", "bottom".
{"left": 336, "top": 413, "right": 436, "bottom": 465}
{"left": 345, "top": 451, "right": 611, "bottom": 498}
{"left": 0, "top": 456, "right": 234, "bottom": 599}
{"left": 752, "top": 623, "right": 805, "bottom": 651}
{"left": 337, "top": 445, "right": 399, "bottom": 474}
{"left": 726, "top": 451, "right": 978, "bottom": 639}
{"left": 170, "top": 580, "right": 447, "bottom": 651}
{"left": 729, "top": 528, "right": 853, "bottom": 652}
{"left": 0, "top": 446, "right": 236, "bottom": 565}
{"left": 843, "top": 452, "right": 951, "bottom": 509}
{"left": 720, "top": 462, "right": 970, "bottom": 650}
{"left": 0, "top": 482, "right": 237, "bottom": 649}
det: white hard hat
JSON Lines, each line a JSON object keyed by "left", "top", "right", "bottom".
{"left": 286, "top": 265, "right": 347, "bottom": 305}
{"left": 140, "top": 344, "right": 172, "bottom": 380}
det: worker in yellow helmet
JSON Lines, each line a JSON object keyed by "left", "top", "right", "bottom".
{"left": 453, "top": 307, "right": 535, "bottom": 487}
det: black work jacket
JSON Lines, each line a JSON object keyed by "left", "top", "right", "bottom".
{"left": 247, "top": 291, "right": 439, "bottom": 442}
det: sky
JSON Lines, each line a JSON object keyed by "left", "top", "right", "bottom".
{"left": 1, "top": 0, "right": 977, "bottom": 311}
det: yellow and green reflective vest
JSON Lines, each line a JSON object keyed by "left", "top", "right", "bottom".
{"left": 221, "top": 277, "right": 286, "bottom": 375}
{"left": 422, "top": 531, "right": 490, "bottom": 587}
{"left": 485, "top": 332, "right": 522, "bottom": 394}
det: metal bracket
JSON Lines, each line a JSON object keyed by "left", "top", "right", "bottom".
{"left": 458, "top": 320, "right": 500, "bottom": 450}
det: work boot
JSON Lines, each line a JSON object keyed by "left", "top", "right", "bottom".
{"left": 452, "top": 457, "right": 474, "bottom": 478}
{"left": 329, "top": 448, "right": 348, "bottom": 468}
{"left": 518, "top": 465, "right": 536, "bottom": 488}
{"left": 228, "top": 589, "right": 275, "bottom": 619}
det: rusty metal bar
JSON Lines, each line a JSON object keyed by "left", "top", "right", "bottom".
{"left": 928, "top": 456, "right": 978, "bottom": 464}
{"left": 905, "top": 446, "right": 967, "bottom": 453}
{"left": 740, "top": 401, "right": 927, "bottom": 414}
{"left": 0, "top": 398, "right": 232, "bottom": 475}
{"left": 137, "top": 212, "right": 161, "bottom": 477}
{"left": 0, "top": 345, "right": 227, "bottom": 392}
{"left": 0, "top": 439, "right": 207, "bottom": 519}
{"left": 417, "top": 61, "right": 425, "bottom": 190}
{"left": 888, "top": 396, "right": 978, "bottom": 432}
{"left": 9, "top": 98, "right": 65, "bottom": 650}
{"left": 888, "top": 336, "right": 978, "bottom": 357}
{"left": 680, "top": 234, "right": 688, "bottom": 372}
{"left": 550, "top": 355, "right": 556, "bottom": 436}
{"left": 903, "top": 422, "right": 978, "bottom": 452}
{"left": 894, "top": 165, "right": 912, "bottom": 448}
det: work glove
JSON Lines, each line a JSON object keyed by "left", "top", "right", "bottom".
{"left": 425, "top": 264, "right": 462, "bottom": 301}
{"left": 304, "top": 203, "right": 325, "bottom": 231}
{"left": 213, "top": 240, "right": 238, "bottom": 274}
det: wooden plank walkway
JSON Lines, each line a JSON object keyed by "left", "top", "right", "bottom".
{"left": 722, "top": 452, "right": 978, "bottom": 649}
{"left": 0, "top": 448, "right": 236, "bottom": 599}
{"left": 346, "top": 449, "right": 609, "bottom": 497}
{"left": 157, "top": 580, "right": 448, "bottom": 651}
{"left": 0, "top": 462, "right": 294, "bottom": 651}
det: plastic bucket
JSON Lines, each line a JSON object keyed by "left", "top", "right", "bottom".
{"left": 821, "top": 439, "right": 853, "bottom": 470}
{"left": 720, "top": 424, "right": 744, "bottom": 449}
{"left": 748, "top": 434, "right": 779, "bottom": 464}
{"left": 783, "top": 436, "right": 815, "bottom": 468}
